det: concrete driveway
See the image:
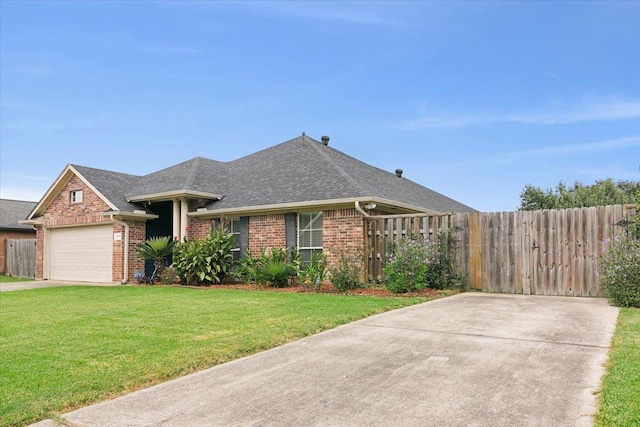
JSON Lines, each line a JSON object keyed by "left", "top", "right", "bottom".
{"left": 33, "top": 293, "right": 618, "bottom": 427}
{"left": 0, "top": 280, "right": 118, "bottom": 292}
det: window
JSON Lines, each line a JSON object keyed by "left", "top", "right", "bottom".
{"left": 70, "top": 190, "right": 83, "bottom": 203}
{"left": 228, "top": 219, "right": 241, "bottom": 261}
{"left": 298, "top": 211, "right": 323, "bottom": 262}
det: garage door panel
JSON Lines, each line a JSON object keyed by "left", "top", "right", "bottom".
{"left": 50, "top": 225, "right": 113, "bottom": 282}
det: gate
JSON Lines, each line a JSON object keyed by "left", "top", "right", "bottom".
{"left": 5, "top": 239, "right": 36, "bottom": 279}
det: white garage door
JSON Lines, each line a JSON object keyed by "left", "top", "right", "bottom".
{"left": 49, "top": 225, "right": 113, "bottom": 282}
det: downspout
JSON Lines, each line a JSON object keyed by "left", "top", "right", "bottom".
{"left": 355, "top": 201, "right": 370, "bottom": 217}
{"left": 110, "top": 215, "right": 129, "bottom": 284}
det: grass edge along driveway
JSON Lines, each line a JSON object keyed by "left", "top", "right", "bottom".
{"left": 0, "top": 286, "right": 437, "bottom": 427}
{"left": 594, "top": 307, "right": 640, "bottom": 427}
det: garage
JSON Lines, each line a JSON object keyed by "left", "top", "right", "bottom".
{"left": 49, "top": 225, "right": 113, "bottom": 282}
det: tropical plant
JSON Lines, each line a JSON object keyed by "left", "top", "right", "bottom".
{"left": 173, "top": 228, "right": 235, "bottom": 285}
{"left": 137, "top": 236, "right": 175, "bottom": 283}
{"left": 255, "top": 248, "right": 296, "bottom": 287}
{"left": 298, "top": 251, "right": 327, "bottom": 291}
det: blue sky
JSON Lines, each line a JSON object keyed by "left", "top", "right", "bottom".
{"left": 1, "top": 1, "right": 639, "bottom": 212}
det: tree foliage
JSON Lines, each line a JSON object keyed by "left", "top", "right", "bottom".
{"left": 519, "top": 179, "right": 639, "bottom": 211}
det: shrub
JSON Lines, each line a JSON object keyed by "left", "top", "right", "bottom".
{"left": 159, "top": 266, "right": 179, "bottom": 285}
{"left": 234, "top": 249, "right": 261, "bottom": 283}
{"left": 298, "top": 251, "right": 327, "bottom": 291}
{"left": 599, "top": 235, "right": 640, "bottom": 307}
{"left": 329, "top": 247, "right": 363, "bottom": 293}
{"left": 173, "top": 228, "right": 235, "bottom": 285}
{"left": 137, "top": 236, "right": 175, "bottom": 283}
{"left": 383, "top": 231, "right": 464, "bottom": 294}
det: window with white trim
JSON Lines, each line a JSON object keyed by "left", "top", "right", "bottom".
{"left": 70, "top": 190, "right": 83, "bottom": 203}
{"left": 228, "top": 219, "right": 241, "bottom": 261}
{"left": 298, "top": 211, "right": 323, "bottom": 262}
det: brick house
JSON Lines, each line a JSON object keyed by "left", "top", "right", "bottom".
{"left": 1, "top": 199, "right": 37, "bottom": 275}
{"left": 23, "top": 135, "right": 476, "bottom": 283}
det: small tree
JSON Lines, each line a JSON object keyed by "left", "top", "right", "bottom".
{"left": 137, "top": 236, "right": 175, "bottom": 283}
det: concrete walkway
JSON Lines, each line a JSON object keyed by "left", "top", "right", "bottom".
{"left": 0, "top": 280, "right": 119, "bottom": 292}
{"left": 32, "top": 293, "right": 618, "bottom": 427}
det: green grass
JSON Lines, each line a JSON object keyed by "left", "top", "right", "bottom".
{"left": 595, "top": 307, "right": 640, "bottom": 427}
{"left": 0, "top": 275, "right": 33, "bottom": 283}
{"left": 0, "top": 286, "right": 432, "bottom": 426}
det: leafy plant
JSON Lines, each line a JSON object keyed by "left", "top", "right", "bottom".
{"left": 329, "top": 246, "right": 363, "bottom": 293}
{"left": 234, "top": 249, "right": 261, "bottom": 283}
{"left": 159, "top": 266, "right": 179, "bottom": 285}
{"left": 173, "top": 228, "right": 235, "bottom": 285}
{"left": 258, "top": 258, "right": 296, "bottom": 288}
{"left": 298, "top": 251, "right": 327, "bottom": 291}
{"left": 383, "top": 231, "right": 464, "bottom": 293}
{"left": 137, "top": 236, "right": 175, "bottom": 283}
{"left": 599, "top": 235, "right": 640, "bottom": 307}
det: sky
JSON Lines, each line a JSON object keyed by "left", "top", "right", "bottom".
{"left": 1, "top": 1, "right": 639, "bottom": 212}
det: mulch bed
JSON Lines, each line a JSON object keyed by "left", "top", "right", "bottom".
{"left": 180, "top": 282, "right": 451, "bottom": 298}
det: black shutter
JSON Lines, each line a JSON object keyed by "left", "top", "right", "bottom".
{"left": 212, "top": 218, "right": 221, "bottom": 233}
{"left": 239, "top": 216, "right": 249, "bottom": 257}
{"left": 285, "top": 213, "right": 296, "bottom": 250}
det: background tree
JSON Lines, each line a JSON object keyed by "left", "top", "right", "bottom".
{"left": 519, "top": 179, "right": 639, "bottom": 211}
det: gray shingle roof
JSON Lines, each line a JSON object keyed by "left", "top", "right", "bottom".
{"left": 203, "top": 135, "right": 476, "bottom": 213}
{"left": 66, "top": 135, "right": 475, "bottom": 214}
{"left": 0, "top": 199, "right": 38, "bottom": 230}
{"left": 71, "top": 165, "right": 145, "bottom": 212}
{"left": 126, "top": 157, "right": 228, "bottom": 199}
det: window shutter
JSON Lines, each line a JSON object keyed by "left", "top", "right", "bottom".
{"left": 285, "top": 213, "right": 296, "bottom": 250}
{"left": 212, "top": 218, "right": 221, "bottom": 232}
{"left": 239, "top": 216, "right": 249, "bottom": 257}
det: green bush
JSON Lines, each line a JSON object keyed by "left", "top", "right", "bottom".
{"left": 255, "top": 248, "right": 296, "bottom": 287}
{"left": 173, "top": 228, "right": 235, "bottom": 285}
{"left": 137, "top": 236, "right": 175, "bottom": 283}
{"left": 383, "top": 231, "right": 464, "bottom": 294}
{"left": 599, "top": 235, "right": 640, "bottom": 307}
{"left": 329, "top": 247, "right": 363, "bottom": 293}
{"left": 298, "top": 251, "right": 327, "bottom": 291}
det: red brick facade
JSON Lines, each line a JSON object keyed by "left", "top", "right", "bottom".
{"left": 248, "top": 214, "right": 286, "bottom": 256}
{"left": 34, "top": 171, "right": 368, "bottom": 282}
{"left": 323, "top": 208, "right": 365, "bottom": 268}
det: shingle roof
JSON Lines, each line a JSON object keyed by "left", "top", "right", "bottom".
{"left": 71, "top": 165, "right": 144, "bottom": 211}
{"left": 0, "top": 199, "right": 38, "bottom": 230}
{"left": 202, "top": 135, "right": 476, "bottom": 213}
{"left": 126, "top": 157, "right": 228, "bottom": 199}
{"left": 64, "top": 135, "right": 475, "bottom": 214}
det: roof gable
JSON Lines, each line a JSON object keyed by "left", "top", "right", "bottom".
{"left": 126, "top": 157, "right": 226, "bottom": 201}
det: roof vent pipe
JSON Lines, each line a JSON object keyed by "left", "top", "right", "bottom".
{"left": 321, "top": 135, "right": 330, "bottom": 146}
{"left": 395, "top": 169, "right": 403, "bottom": 178}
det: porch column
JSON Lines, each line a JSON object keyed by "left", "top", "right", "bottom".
{"left": 181, "top": 198, "right": 189, "bottom": 241}
{"left": 172, "top": 199, "right": 181, "bottom": 241}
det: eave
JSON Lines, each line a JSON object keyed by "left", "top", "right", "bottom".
{"left": 188, "top": 196, "right": 437, "bottom": 218}
{"left": 126, "top": 190, "right": 223, "bottom": 203}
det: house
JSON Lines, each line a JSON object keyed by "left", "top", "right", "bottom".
{"left": 23, "top": 134, "right": 476, "bottom": 283}
{"left": 0, "top": 199, "right": 37, "bottom": 275}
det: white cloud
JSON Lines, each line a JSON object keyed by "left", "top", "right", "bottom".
{"left": 400, "top": 99, "right": 640, "bottom": 129}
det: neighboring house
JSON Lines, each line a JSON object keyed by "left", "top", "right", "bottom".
{"left": 23, "top": 135, "right": 476, "bottom": 283}
{"left": 0, "top": 199, "right": 37, "bottom": 275}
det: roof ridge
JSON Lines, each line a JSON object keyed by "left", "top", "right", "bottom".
{"left": 307, "top": 139, "right": 366, "bottom": 195}
{"left": 184, "top": 157, "right": 202, "bottom": 190}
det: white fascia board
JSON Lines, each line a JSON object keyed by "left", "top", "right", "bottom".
{"left": 188, "top": 197, "right": 432, "bottom": 218}
{"left": 126, "top": 190, "right": 223, "bottom": 203}
{"left": 101, "top": 211, "right": 159, "bottom": 220}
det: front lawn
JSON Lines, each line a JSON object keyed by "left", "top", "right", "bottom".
{"left": 0, "top": 286, "right": 433, "bottom": 426}
{"left": 0, "top": 275, "right": 33, "bottom": 283}
{"left": 595, "top": 307, "right": 640, "bottom": 427}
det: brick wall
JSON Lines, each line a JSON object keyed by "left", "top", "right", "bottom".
{"left": 43, "top": 175, "right": 112, "bottom": 227}
{"left": 323, "top": 208, "right": 365, "bottom": 269}
{"left": 248, "top": 214, "right": 286, "bottom": 256}
{"left": 0, "top": 230, "right": 36, "bottom": 274}
{"left": 189, "top": 217, "right": 214, "bottom": 240}
{"left": 35, "top": 226, "right": 44, "bottom": 279}
{"left": 126, "top": 221, "right": 147, "bottom": 280}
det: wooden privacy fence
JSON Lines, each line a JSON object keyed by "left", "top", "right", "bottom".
{"left": 365, "top": 204, "right": 637, "bottom": 297}
{"left": 5, "top": 239, "right": 36, "bottom": 279}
